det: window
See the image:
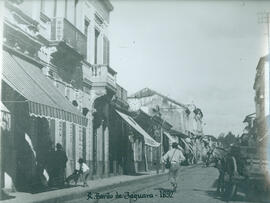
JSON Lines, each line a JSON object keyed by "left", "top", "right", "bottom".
{"left": 64, "top": 0, "right": 68, "bottom": 18}
{"left": 53, "top": 0, "right": 57, "bottom": 17}
{"left": 40, "top": 0, "right": 55, "bottom": 18}
{"left": 107, "top": 39, "right": 110, "bottom": 65}
{"left": 103, "top": 36, "right": 110, "bottom": 65}
{"left": 74, "top": 0, "right": 79, "bottom": 26}
{"left": 40, "top": 0, "right": 45, "bottom": 13}
{"left": 103, "top": 37, "right": 107, "bottom": 64}
{"left": 84, "top": 19, "right": 90, "bottom": 36}
{"left": 94, "top": 29, "right": 100, "bottom": 64}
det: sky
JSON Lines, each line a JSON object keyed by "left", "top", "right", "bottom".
{"left": 109, "top": 0, "right": 270, "bottom": 136}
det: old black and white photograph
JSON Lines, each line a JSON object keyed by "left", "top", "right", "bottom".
{"left": 0, "top": 0, "right": 270, "bottom": 202}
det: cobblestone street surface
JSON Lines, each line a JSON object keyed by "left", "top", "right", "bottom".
{"left": 69, "top": 165, "right": 247, "bottom": 203}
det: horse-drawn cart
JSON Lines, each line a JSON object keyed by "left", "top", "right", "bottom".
{"left": 222, "top": 145, "right": 270, "bottom": 201}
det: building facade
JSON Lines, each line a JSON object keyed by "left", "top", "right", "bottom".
{"left": 108, "top": 84, "right": 133, "bottom": 175}
{"left": 1, "top": 0, "right": 119, "bottom": 191}
{"left": 128, "top": 88, "right": 205, "bottom": 163}
{"left": 1, "top": 0, "right": 208, "bottom": 193}
{"left": 253, "top": 55, "right": 270, "bottom": 158}
{"left": 131, "top": 108, "right": 172, "bottom": 172}
{"left": 128, "top": 88, "right": 204, "bottom": 138}
{"left": 254, "top": 55, "right": 269, "bottom": 139}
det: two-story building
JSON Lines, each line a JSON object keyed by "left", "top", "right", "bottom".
{"left": 128, "top": 88, "right": 204, "bottom": 138}
{"left": 128, "top": 88, "right": 205, "bottom": 163}
{"left": 1, "top": 0, "right": 118, "bottom": 191}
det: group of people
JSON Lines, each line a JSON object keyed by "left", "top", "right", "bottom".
{"left": 46, "top": 143, "right": 90, "bottom": 187}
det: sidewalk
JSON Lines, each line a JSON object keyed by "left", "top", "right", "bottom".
{"left": 1, "top": 170, "right": 169, "bottom": 203}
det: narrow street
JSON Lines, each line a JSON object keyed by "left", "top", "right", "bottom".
{"left": 69, "top": 165, "right": 247, "bottom": 203}
{"left": 1, "top": 1, "right": 269, "bottom": 203}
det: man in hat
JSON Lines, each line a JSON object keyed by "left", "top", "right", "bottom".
{"left": 162, "top": 142, "right": 185, "bottom": 192}
{"left": 54, "top": 143, "right": 68, "bottom": 187}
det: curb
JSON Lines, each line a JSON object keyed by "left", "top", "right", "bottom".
{"left": 37, "top": 172, "right": 169, "bottom": 203}
{"left": 41, "top": 164, "right": 198, "bottom": 203}
{"left": 4, "top": 164, "right": 198, "bottom": 203}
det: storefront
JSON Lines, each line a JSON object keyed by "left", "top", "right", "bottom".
{"left": 1, "top": 48, "right": 88, "bottom": 191}
{"left": 115, "top": 110, "right": 160, "bottom": 173}
{"left": 0, "top": 102, "right": 12, "bottom": 193}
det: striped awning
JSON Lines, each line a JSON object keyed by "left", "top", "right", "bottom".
{"left": 116, "top": 110, "right": 160, "bottom": 147}
{"left": 2, "top": 50, "right": 87, "bottom": 126}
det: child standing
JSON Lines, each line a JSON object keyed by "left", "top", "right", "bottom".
{"left": 77, "top": 158, "right": 90, "bottom": 187}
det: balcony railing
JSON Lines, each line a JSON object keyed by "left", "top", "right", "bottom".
{"left": 90, "top": 65, "right": 117, "bottom": 91}
{"left": 51, "top": 17, "right": 87, "bottom": 58}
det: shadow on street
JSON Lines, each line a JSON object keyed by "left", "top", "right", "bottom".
{"left": 192, "top": 188, "right": 246, "bottom": 202}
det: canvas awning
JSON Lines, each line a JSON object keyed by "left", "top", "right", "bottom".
{"left": 1, "top": 101, "right": 10, "bottom": 113}
{"left": 2, "top": 50, "right": 87, "bottom": 126}
{"left": 116, "top": 110, "right": 160, "bottom": 147}
{"left": 164, "top": 131, "right": 178, "bottom": 143}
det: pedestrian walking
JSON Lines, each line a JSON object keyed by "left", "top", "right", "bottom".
{"left": 76, "top": 158, "right": 90, "bottom": 187}
{"left": 162, "top": 142, "right": 185, "bottom": 192}
{"left": 54, "top": 143, "right": 68, "bottom": 187}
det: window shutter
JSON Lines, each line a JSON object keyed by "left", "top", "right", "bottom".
{"left": 103, "top": 37, "right": 107, "bottom": 64}
{"left": 103, "top": 36, "right": 110, "bottom": 65}
{"left": 107, "top": 39, "right": 110, "bottom": 65}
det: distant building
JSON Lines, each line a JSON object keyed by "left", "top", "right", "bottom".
{"left": 131, "top": 108, "right": 173, "bottom": 172}
{"left": 128, "top": 88, "right": 204, "bottom": 137}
